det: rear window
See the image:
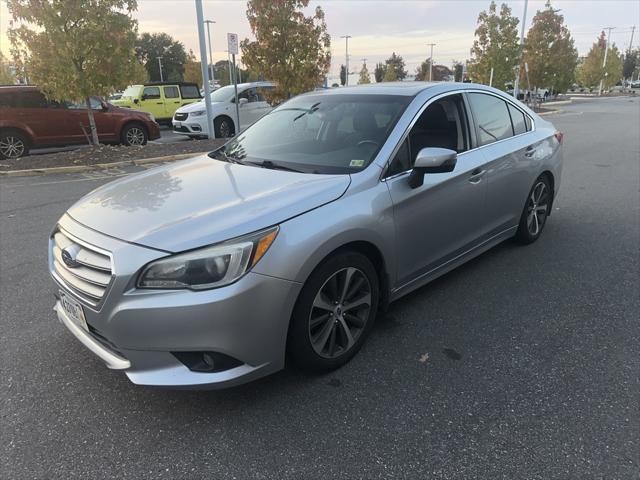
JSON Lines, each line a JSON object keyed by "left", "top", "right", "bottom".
{"left": 507, "top": 103, "right": 527, "bottom": 135}
{"left": 0, "top": 90, "right": 47, "bottom": 108}
{"left": 180, "top": 85, "right": 200, "bottom": 99}
{"left": 164, "top": 86, "right": 179, "bottom": 98}
{"left": 468, "top": 93, "right": 513, "bottom": 146}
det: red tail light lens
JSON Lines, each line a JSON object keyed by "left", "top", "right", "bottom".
{"left": 554, "top": 131, "right": 564, "bottom": 144}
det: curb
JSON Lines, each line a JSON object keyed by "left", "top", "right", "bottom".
{"left": 538, "top": 109, "right": 563, "bottom": 116}
{"left": 542, "top": 100, "right": 572, "bottom": 106}
{"left": 0, "top": 152, "right": 208, "bottom": 178}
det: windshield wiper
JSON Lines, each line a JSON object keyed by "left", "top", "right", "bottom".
{"left": 293, "top": 102, "right": 321, "bottom": 122}
{"left": 246, "top": 160, "right": 303, "bottom": 173}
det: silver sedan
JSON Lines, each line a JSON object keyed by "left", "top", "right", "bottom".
{"left": 49, "top": 82, "right": 563, "bottom": 388}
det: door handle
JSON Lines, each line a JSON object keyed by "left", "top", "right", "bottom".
{"left": 156, "top": 102, "right": 163, "bottom": 105}
{"left": 525, "top": 146, "right": 536, "bottom": 158}
{"left": 469, "top": 168, "right": 486, "bottom": 183}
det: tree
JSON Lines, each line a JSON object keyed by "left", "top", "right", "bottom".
{"left": 578, "top": 33, "right": 624, "bottom": 89}
{"left": 7, "top": 0, "right": 141, "bottom": 145}
{"left": 452, "top": 60, "right": 464, "bottom": 82}
{"left": 623, "top": 48, "right": 639, "bottom": 81}
{"left": 467, "top": 1, "right": 520, "bottom": 89}
{"left": 382, "top": 65, "right": 397, "bottom": 82}
{"left": 415, "top": 59, "right": 452, "bottom": 81}
{"left": 183, "top": 50, "right": 202, "bottom": 87}
{"left": 135, "top": 32, "right": 187, "bottom": 82}
{"left": 340, "top": 64, "right": 347, "bottom": 86}
{"left": 0, "top": 53, "right": 16, "bottom": 84}
{"left": 522, "top": 1, "right": 578, "bottom": 93}
{"left": 374, "top": 62, "right": 385, "bottom": 83}
{"left": 241, "top": 0, "right": 331, "bottom": 104}
{"left": 384, "top": 52, "right": 407, "bottom": 81}
{"left": 358, "top": 62, "right": 371, "bottom": 84}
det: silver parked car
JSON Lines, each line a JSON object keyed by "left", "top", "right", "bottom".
{"left": 49, "top": 82, "right": 563, "bottom": 388}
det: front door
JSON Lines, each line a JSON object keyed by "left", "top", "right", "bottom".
{"left": 385, "top": 93, "right": 489, "bottom": 287}
{"left": 138, "top": 86, "right": 165, "bottom": 119}
{"left": 237, "top": 87, "right": 261, "bottom": 129}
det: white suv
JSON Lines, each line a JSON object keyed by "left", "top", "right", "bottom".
{"left": 172, "top": 81, "right": 274, "bottom": 139}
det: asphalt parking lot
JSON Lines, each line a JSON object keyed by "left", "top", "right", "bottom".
{"left": 1, "top": 96, "right": 638, "bottom": 479}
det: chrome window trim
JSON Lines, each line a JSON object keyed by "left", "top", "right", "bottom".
{"left": 380, "top": 88, "right": 537, "bottom": 181}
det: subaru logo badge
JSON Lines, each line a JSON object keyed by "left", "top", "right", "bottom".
{"left": 61, "top": 245, "right": 81, "bottom": 268}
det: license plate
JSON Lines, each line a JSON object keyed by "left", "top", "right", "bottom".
{"left": 173, "top": 121, "right": 182, "bottom": 128}
{"left": 59, "top": 291, "right": 88, "bottom": 331}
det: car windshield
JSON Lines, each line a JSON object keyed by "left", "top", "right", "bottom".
{"left": 210, "top": 93, "right": 411, "bottom": 174}
{"left": 122, "top": 85, "right": 142, "bottom": 98}
{"left": 209, "top": 85, "right": 237, "bottom": 103}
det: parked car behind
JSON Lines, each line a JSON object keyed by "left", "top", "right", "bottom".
{"left": 172, "top": 81, "right": 274, "bottom": 139}
{"left": 111, "top": 82, "right": 202, "bottom": 122}
{"left": 49, "top": 82, "right": 563, "bottom": 389}
{"left": 0, "top": 85, "right": 160, "bottom": 159}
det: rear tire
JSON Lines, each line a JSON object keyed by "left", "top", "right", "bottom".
{"left": 121, "top": 123, "right": 148, "bottom": 146}
{"left": 214, "top": 116, "right": 235, "bottom": 138}
{"left": 288, "top": 252, "right": 379, "bottom": 372}
{"left": 515, "top": 174, "right": 552, "bottom": 244}
{"left": 0, "top": 130, "right": 29, "bottom": 159}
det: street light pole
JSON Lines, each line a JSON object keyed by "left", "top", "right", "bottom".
{"left": 427, "top": 43, "right": 436, "bottom": 81}
{"left": 195, "top": 0, "right": 214, "bottom": 138}
{"left": 514, "top": 0, "right": 528, "bottom": 100}
{"left": 598, "top": 26, "right": 616, "bottom": 95}
{"left": 340, "top": 35, "right": 352, "bottom": 86}
{"left": 156, "top": 56, "right": 164, "bottom": 82}
{"left": 204, "top": 20, "right": 216, "bottom": 85}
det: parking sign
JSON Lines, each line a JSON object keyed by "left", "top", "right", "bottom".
{"left": 227, "top": 33, "right": 238, "bottom": 55}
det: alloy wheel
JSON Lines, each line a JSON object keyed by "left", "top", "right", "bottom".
{"left": 0, "top": 136, "right": 26, "bottom": 159}
{"left": 219, "top": 120, "right": 231, "bottom": 138}
{"left": 526, "top": 181, "right": 550, "bottom": 236}
{"left": 126, "top": 127, "right": 145, "bottom": 146}
{"left": 308, "top": 267, "right": 372, "bottom": 359}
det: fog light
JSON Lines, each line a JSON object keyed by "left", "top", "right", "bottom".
{"left": 172, "top": 351, "right": 242, "bottom": 373}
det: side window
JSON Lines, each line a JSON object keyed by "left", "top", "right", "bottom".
{"left": 17, "top": 91, "right": 47, "bottom": 108}
{"left": 507, "top": 103, "right": 527, "bottom": 135}
{"left": 142, "top": 86, "right": 161, "bottom": 100}
{"left": 180, "top": 85, "right": 200, "bottom": 99}
{"left": 524, "top": 115, "right": 532, "bottom": 131}
{"left": 238, "top": 88, "right": 258, "bottom": 103}
{"left": 256, "top": 86, "right": 273, "bottom": 102}
{"left": 164, "top": 86, "right": 179, "bottom": 99}
{"left": 468, "top": 93, "right": 513, "bottom": 145}
{"left": 387, "top": 138, "right": 411, "bottom": 177}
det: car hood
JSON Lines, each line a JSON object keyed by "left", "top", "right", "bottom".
{"left": 67, "top": 155, "right": 350, "bottom": 252}
{"left": 176, "top": 101, "right": 223, "bottom": 114}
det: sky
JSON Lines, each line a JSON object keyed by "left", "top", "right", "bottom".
{"left": 1, "top": 0, "right": 638, "bottom": 81}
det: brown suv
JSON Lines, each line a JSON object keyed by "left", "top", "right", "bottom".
{"left": 0, "top": 85, "right": 161, "bottom": 159}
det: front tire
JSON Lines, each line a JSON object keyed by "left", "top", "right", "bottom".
{"left": 0, "top": 130, "right": 29, "bottom": 159}
{"left": 121, "top": 123, "right": 148, "bottom": 146}
{"left": 515, "top": 174, "right": 552, "bottom": 244}
{"left": 214, "top": 116, "right": 235, "bottom": 138}
{"left": 288, "top": 252, "right": 379, "bottom": 371}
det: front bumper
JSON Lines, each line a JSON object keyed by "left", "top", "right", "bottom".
{"left": 147, "top": 121, "right": 161, "bottom": 140}
{"left": 51, "top": 215, "right": 301, "bottom": 389}
{"left": 172, "top": 119, "right": 210, "bottom": 138}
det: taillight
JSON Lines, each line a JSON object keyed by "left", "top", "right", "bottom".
{"left": 554, "top": 131, "right": 564, "bottom": 144}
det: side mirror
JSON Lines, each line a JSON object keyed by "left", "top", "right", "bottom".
{"left": 134, "top": 98, "right": 140, "bottom": 104}
{"left": 238, "top": 97, "right": 248, "bottom": 106}
{"left": 408, "top": 147, "right": 457, "bottom": 189}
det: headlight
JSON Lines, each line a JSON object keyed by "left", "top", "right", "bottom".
{"left": 190, "top": 110, "right": 206, "bottom": 117}
{"left": 137, "top": 226, "right": 278, "bottom": 290}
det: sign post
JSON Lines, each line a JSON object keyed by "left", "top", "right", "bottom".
{"left": 195, "top": 0, "right": 213, "bottom": 138}
{"left": 227, "top": 32, "right": 240, "bottom": 134}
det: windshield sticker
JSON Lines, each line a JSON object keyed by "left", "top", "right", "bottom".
{"left": 349, "top": 159, "right": 365, "bottom": 167}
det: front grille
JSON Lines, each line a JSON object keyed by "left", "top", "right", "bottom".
{"left": 51, "top": 229, "right": 113, "bottom": 305}
{"left": 173, "top": 125, "right": 190, "bottom": 133}
{"left": 174, "top": 112, "right": 188, "bottom": 121}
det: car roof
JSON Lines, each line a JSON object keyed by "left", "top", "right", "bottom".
{"left": 297, "top": 82, "right": 496, "bottom": 97}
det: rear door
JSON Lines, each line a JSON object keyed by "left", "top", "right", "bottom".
{"left": 162, "top": 85, "right": 182, "bottom": 118}
{"left": 466, "top": 92, "right": 537, "bottom": 234}
{"left": 385, "top": 93, "right": 490, "bottom": 287}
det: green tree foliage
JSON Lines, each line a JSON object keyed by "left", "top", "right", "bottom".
{"left": 340, "top": 64, "right": 347, "bottom": 86}
{"left": 382, "top": 65, "right": 397, "bottom": 82}
{"left": 522, "top": 1, "right": 578, "bottom": 93}
{"left": 623, "top": 48, "right": 639, "bottom": 80}
{"left": 135, "top": 32, "right": 187, "bottom": 82}
{"left": 578, "top": 32, "right": 624, "bottom": 89}
{"left": 7, "top": 0, "right": 141, "bottom": 145}
{"left": 452, "top": 60, "right": 464, "bottom": 82}
{"left": 183, "top": 50, "right": 202, "bottom": 87}
{"left": 374, "top": 62, "right": 385, "bottom": 83}
{"left": 415, "top": 59, "right": 452, "bottom": 81}
{"left": 384, "top": 52, "right": 407, "bottom": 80}
{"left": 241, "top": 0, "right": 331, "bottom": 104}
{"left": 0, "top": 53, "right": 16, "bottom": 84}
{"left": 467, "top": 1, "right": 519, "bottom": 89}
{"left": 358, "top": 62, "right": 371, "bottom": 84}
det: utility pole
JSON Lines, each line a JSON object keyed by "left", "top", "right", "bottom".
{"left": 204, "top": 20, "right": 216, "bottom": 85}
{"left": 598, "top": 26, "right": 616, "bottom": 95}
{"left": 195, "top": 0, "right": 214, "bottom": 138}
{"left": 156, "top": 57, "right": 164, "bottom": 82}
{"left": 341, "top": 35, "right": 352, "bottom": 86}
{"left": 513, "top": 0, "right": 528, "bottom": 100}
{"left": 629, "top": 25, "right": 636, "bottom": 53}
{"left": 427, "top": 43, "right": 436, "bottom": 81}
